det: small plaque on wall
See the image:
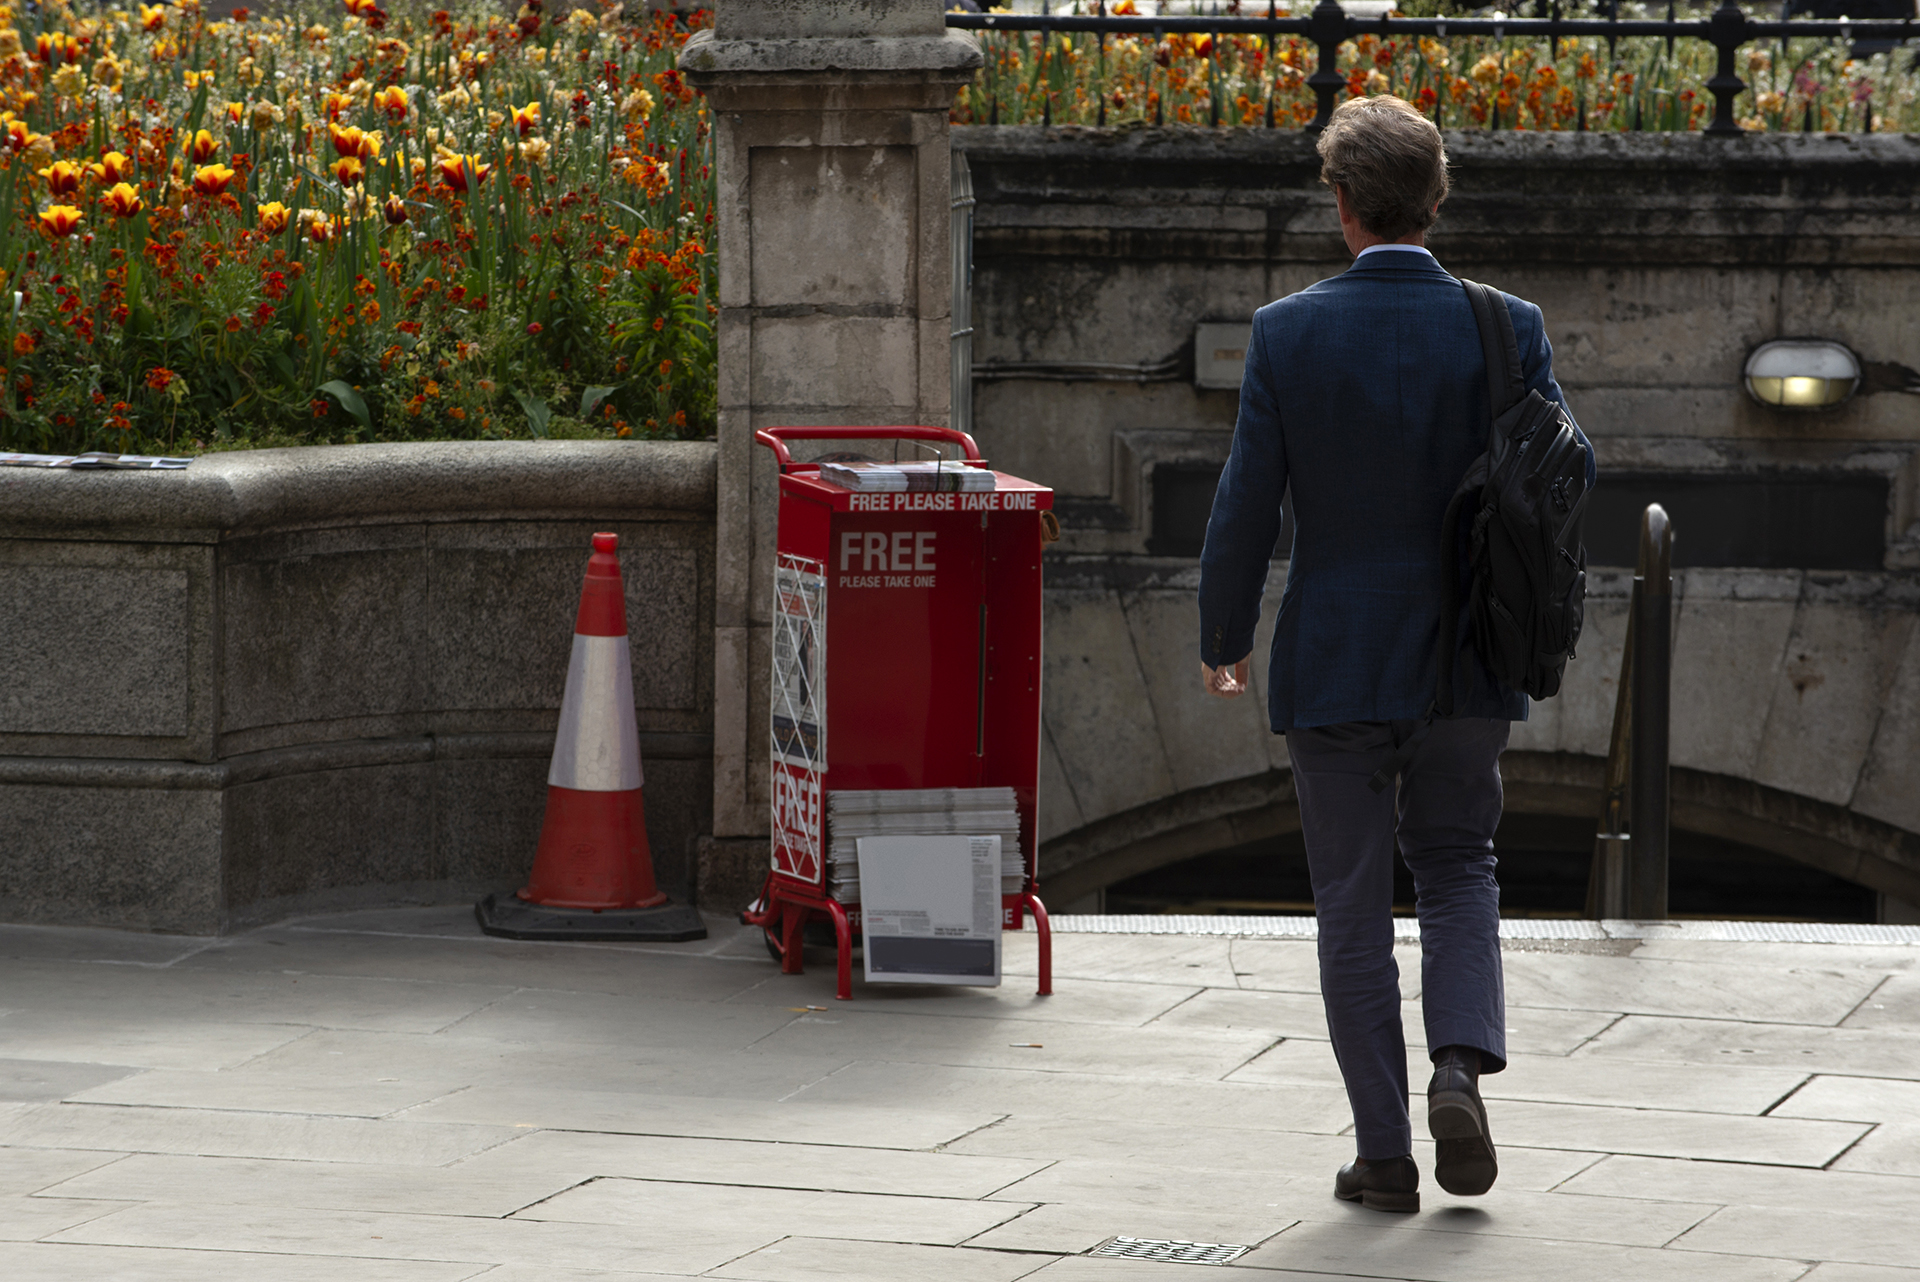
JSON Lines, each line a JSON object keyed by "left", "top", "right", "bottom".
{"left": 1194, "top": 322, "right": 1253, "bottom": 390}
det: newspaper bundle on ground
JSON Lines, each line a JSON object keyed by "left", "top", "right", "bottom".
{"left": 817, "top": 460, "right": 996, "bottom": 493}
{"left": 858, "top": 834, "right": 1002, "bottom": 986}
{"left": 0, "top": 452, "right": 192, "bottom": 469}
{"left": 825, "top": 786, "right": 1023, "bottom": 904}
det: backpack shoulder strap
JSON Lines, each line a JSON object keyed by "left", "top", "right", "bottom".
{"left": 1460, "top": 279, "right": 1526, "bottom": 423}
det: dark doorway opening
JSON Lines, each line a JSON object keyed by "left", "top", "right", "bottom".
{"left": 1104, "top": 812, "right": 1878, "bottom": 922}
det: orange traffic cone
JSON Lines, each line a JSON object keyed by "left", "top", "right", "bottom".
{"left": 476, "top": 533, "right": 706, "bottom": 942}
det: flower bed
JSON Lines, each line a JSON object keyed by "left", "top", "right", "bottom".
{"left": 0, "top": 0, "right": 715, "bottom": 455}
{"left": 954, "top": 2, "right": 1917, "bottom": 134}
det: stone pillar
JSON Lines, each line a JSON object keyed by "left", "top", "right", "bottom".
{"left": 680, "top": 1, "right": 980, "bottom": 846}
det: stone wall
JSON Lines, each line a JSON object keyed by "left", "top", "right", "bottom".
{"left": 953, "top": 127, "right": 1920, "bottom": 912}
{"left": 0, "top": 441, "right": 715, "bottom": 933}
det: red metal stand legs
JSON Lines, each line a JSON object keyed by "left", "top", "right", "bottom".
{"left": 824, "top": 897, "right": 854, "bottom": 1001}
{"left": 1023, "top": 891, "right": 1052, "bottom": 996}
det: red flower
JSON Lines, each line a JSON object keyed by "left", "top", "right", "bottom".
{"left": 526, "top": 322, "right": 543, "bottom": 335}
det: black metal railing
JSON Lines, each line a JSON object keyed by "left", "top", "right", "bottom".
{"left": 1588, "top": 503, "right": 1674, "bottom": 920}
{"left": 947, "top": 3, "right": 1917, "bottom": 133}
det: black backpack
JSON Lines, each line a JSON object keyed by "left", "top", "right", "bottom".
{"left": 1369, "top": 280, "right": 1591, "bottom": 791}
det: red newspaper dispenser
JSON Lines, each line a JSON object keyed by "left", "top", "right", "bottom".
{"left": 743, "top": 426, "right": 1054, "bottom": 1001}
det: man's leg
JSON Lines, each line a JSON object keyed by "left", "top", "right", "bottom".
{"left": 1397, "top": 715, "right": 1509, "bottom": 1196}
{"left": 1396, "top": 716, "right": 1508, "bottom": 1071}
{"left": 1286, "top": 722, "right": 1411, "bottom": 1162}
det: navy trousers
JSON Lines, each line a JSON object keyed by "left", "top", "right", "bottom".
{"left": 1285, "top": 718, "right": 1509, "bottom": 1160}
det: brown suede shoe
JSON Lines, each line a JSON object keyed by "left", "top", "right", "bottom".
{"left": 1333, "top": 1154, "right": 1420, "bottom": 1213}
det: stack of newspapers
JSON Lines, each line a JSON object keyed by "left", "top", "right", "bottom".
{"left": 826, "top": 787, "right": 1025, "bottom": 904}
{"left": 818, "top": 460, "right": 996, "bottom": 494}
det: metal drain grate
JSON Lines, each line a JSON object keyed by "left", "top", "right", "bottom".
{"left": 1089, "top": 1236, "right": 1252, "bottom": 1266}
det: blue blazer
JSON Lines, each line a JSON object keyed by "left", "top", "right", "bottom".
{"left": 1197, "top": 248, "right": 1592, "bottom": 732}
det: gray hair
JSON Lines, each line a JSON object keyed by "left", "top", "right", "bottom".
{"left": 1316, "top": 96, "right": 1451, "bottom": 241}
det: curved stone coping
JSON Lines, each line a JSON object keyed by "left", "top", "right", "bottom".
{"left": 0, "top": 439, "right": 718, "bottom": 537}
{"left": 0, "top": 732, "right": 715, "bottom": 791}
{"left": 1041, "top": 915, "right": 1920, "bottom": 944}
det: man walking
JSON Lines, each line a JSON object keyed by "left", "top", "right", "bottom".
{"left": 1197, "top": 95, "right": 1591, "bottom": 1212}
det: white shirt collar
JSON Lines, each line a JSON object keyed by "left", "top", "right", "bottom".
{"left": 1355, "top": 243, "right": 1436, "bottom": 262}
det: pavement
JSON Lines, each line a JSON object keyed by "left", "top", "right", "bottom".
{"left": 1, "top": 906, "right": 1917, "bottom": 1281}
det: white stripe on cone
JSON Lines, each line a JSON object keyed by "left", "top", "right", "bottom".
{"left": 549, "top": 633, "right": 643, "bottom": 792}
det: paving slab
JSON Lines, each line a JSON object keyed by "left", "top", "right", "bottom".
{"left": 517, "top": 1177, "right": 1030, "bottom": 1246}
{"left": 706, "top": 1235, "right": 1052, "bottom": 1282}
{"left": 0, "top": 1193, "right": 132, "bottom": 1241}
{"left": 1841, "top": 972, "right": 1920, "bottom": 1030}
{"left": 1466, "top": 1098, "right": 1869, "bottom": 1165}
{"left": 0, "top": 924, "right": 218, "bottom": 966}
{"left": 0, "top": 1009, "right": 312, "bottom": 1071}
{"left": 40, "top": 1152, "right": 577, "bottom": 1218}
{"left": 1558, "top": 1152, "right": 1920, "bottom": 1215}
{"left": 725, "top": 972, "right": 1202, "bottom": 1027}
{"left": 49, "top": 1200, "right": 773, "bottom": 1274}
{"left": 1772, "top": 1073, "right": 1920, "bottom": 1123}
{"left": 403, "top": 1083, "right": 1001, "bottom": 1148}
{"left": 0, "top": 1145, "right": 126, "bottom": 1194}
{"left": 1801, "top": 1267, "right": 1920, "bottom": 1282}
{"left": 0, "top": 957, "right": 521, "bottom": 1035}
{"left": 6, "top": 1241, "right": 489, "bottom": 1281}
{"left": 1673, "top": 1204, "right": 1920, "bottom": 1269}
{"left": 66, "top": 1067, "right": 468, "bottom": 1119}
{"left": 181, "top": 928, "right": 773, "bottom": 1004}
{"left": 228, "top": 1025, "right": 855, "bottom": 1103}
{"left": 0, "top": 1102, "right": 518, "bottom": 1165}
{"left": 0, "top": 1057, "right": 141, "bottom": 1103}
{"left": 1499, "top": 951, "right": 1883, "bottom": 1024}
{"left": 1224, "top": 940, "right": 1428, "bottom": 998}
{"left": 1239, "top": 1218, "right": 1809, "bottom": 1282}
{"left": 1002, "top": 934, "right": 1240, "bottom": 987}
{"left": 1830, "top": 1121, "right": 1920, "bottom": 1177}
{"left": 1629, "top": 940, "right": 1920, "bottom": 973}
{"left": 1577, "top": 1013, "right": 1920, "bottom": 1079}
{"left": 450, "top": 1128, "right": 1047, "bottom": 1198}
{"left": 786, "top": 1061, "right": 1353, "bottom": 1134}
{"left": 746, "top": 1010, "right": 1277, "bottom": 1080}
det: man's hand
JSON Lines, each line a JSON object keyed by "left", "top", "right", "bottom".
{"left": 1202, "top": 657, "right": 1250, "bottom": 699}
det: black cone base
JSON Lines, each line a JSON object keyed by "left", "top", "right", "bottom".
{"left": 475, "top": 893, "right": 708, "bottom": 942}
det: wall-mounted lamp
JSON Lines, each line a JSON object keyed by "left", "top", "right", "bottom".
{"left": 1743, "top": 339, "right": 1861, "bottom": 410}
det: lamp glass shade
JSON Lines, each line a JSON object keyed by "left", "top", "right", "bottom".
{"left": 1744, "top": 340, "right": 1861, "bottom": 409}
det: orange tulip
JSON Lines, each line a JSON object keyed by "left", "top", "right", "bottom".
{"left": 33, "top": 33, "right": 80, "bottom": 64}
{"left": 331, "top": 155, "right": 365, "bottom": 186}
{"left": 344, "top": 0, "right": 380, "bottom": 14}
{"left": 191, "top": 163, "right": 237, "bottom": 197}
{"left": 139, "top": 3, "right": 166, "bottom": 31}
{"left": 436, "top": 153, "right": 490, "bottom": 193}
{"left": 6, "top": 120, "right": 42, "bottom": 154}
{"left": 328, "top": 123, "right": 380, "bottom": 160}
{"left": 258, "top": 201, "right": 290, "bottom": 233}
{"left": 38, "top": 205, "right": 83, "bottom": 237}
{"left": 88, "top": 151, "right": 134, "bottom": 184}
{"left": 225, "top": 101, "right": 245, "bottom": 126}
{"left": 36, "top": 160, "right": 83, "bottom": 196}
{"left": 323, "top": 91, "right": 353, "bottom": 121}
{"left": 187, "top": 129, "right": 219, "bottom": 165}
{"left": 383, "top": 194, "right": 408, "bottom": 226}
{"left": 511, "top": 102, "right": 539, "bottom": 136}
{"left": 374, "top": 86, "right": 409, "bottom": 120}
{"left": 102, "top": 182, "right": 143, "bottom": 219}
